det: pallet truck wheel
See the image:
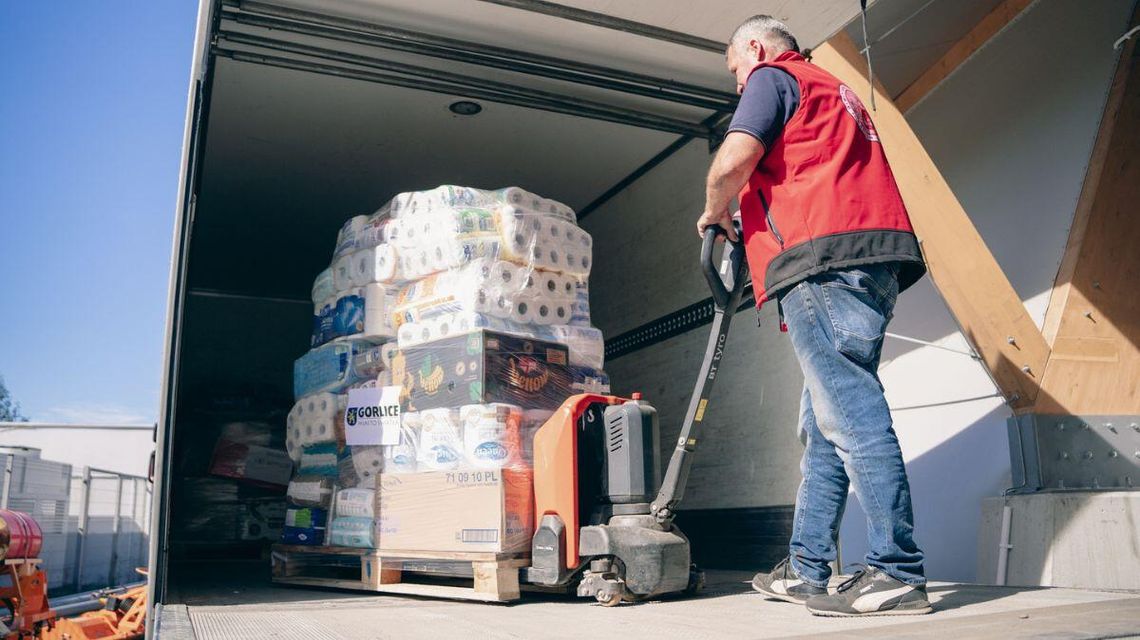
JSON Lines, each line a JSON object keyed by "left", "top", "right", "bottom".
{"left": 596, "top": 590, "right": 623, "bottom": 607}
{"left": 685, "top": 565, "right": 706, "bottom": 595}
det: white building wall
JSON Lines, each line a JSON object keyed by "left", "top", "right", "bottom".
{"left": 0, "top": 427, "right": 153, "bottom": 477}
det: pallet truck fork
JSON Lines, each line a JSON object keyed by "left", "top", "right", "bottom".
{"left": 528, "top": 224, "right": 748, "bottom": 605}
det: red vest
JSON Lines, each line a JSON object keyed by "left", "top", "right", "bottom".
{"left": 737, "top": 51, "right": 925, "bottom": 308}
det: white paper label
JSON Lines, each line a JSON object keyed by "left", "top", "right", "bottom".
{"left": 345, "top": 386, "right": 402, "bottom": 446}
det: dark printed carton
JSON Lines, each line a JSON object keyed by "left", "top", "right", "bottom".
{"left": 392, "top": 330, "right": 572, "bottom": 412}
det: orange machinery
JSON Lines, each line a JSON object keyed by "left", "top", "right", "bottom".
{"left": 0, "top": 510, "right": 145, "bottom": 640}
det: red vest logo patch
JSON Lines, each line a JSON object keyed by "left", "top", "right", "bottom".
{"left": 839, "top": 85, "right": 879, "bottom": 142}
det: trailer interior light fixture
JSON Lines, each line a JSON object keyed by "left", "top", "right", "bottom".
{"left": 449, "top": 100, "right": 483, "bottom": 115}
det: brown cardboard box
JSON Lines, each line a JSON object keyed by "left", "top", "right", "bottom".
{"left": 375, "top": 468, "right": 534, "bottom": 554}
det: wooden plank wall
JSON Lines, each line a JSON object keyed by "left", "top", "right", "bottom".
{"left": 1033, "top": 29, "right": 1140, "bottom": 415}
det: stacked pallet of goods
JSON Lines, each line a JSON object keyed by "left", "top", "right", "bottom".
{"left": 279, "top": 185, "right": 609, "bottom": 577}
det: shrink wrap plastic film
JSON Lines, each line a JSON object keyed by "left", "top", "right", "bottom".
{"left": 285, "top": 186, "right": 611, "bottom": 555}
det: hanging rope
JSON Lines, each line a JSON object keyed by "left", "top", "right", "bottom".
{"left": 860, "top": 0, "right": 876, "bottom": 111}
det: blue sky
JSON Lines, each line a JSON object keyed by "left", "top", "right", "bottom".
{"left": 0, "top": 3, "right": 198, "bottom": 424}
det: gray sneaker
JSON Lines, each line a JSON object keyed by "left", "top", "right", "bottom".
{"left": 805, "top": 566, "right": 931, "bottom": 617}
{"left": 751, "top": 557, "right": 827, "bottom": 604}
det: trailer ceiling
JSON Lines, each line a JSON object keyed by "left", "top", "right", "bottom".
{"left": 190, "top": 0, "right": 994, "bottom": 299}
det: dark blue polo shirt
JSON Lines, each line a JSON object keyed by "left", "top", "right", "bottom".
{"left": 726, "top": 67, "right": 801, "bottom": 151}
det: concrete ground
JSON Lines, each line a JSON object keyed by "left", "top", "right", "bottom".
{"left": 161, "top": 562, "right": 1140, "bottom": 639}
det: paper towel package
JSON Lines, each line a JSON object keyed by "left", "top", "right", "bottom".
{"left": 375, "top": 468, "right": 534, "bottom": 554}
{"left": 392, "top": 330, "right": 572, "bottom": 412}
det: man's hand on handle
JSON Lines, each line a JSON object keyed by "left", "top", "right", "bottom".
{"left": 696, "top": 208, "right": 740, "bottom": 242}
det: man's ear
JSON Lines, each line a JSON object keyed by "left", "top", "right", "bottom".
{"left": 750, "top": 39, "right": 765, "bottom": 61}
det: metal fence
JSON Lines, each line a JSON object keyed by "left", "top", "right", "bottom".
{"left": 1, "top": 449, "right": 150, "bottom": 595}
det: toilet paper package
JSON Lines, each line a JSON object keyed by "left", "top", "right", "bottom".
{"left": 335, "top": 215, "right": 370, "bottom": 256}
{"left": 329, "top": 516, "right": 375, "bottom": 548}
{"left": 353, "top": 214, "right": 392, "bottom": 252}
{"left": 293, "top": 339, "right": 386, "bottom": 398}
{"left": 350, "top": 445, "right": 385, "bottom": 486}
{"left": 312, "top": 268, "right": 336, "bottom": 306}
{"left": 337, "top": 447, "right": 361, "bottom": 489}
{"left": 334, "top": 487, "right": 375, "bottom": 519}
{"left": 289, "top": 392, "right": 338, "bottom": 448}
{"left": 382, "top": 413, "right": 421, "bottom": 474}
{"left": 387, "top": 185, "right": 574, "bottom": 222}
{"left": 545, "top": 325, "right": 605, "bottom": 369}
{"left": 459, "top": 403, "right": 524, "bottom": 469}
{"left": 312, "top": 286, "right": 397, "bottom": 347}
{"left": 415, "top": 408, "right": 463, "bottom": 470}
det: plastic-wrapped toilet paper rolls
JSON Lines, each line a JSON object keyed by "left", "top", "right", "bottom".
{"left": 550, "top": 325, "right": 605, "bottom": 369}
{"left": 291, "top": 392, "right": 338, "bottom": 448}
{"left": 350, "top": 248, "right": 375, "bottom": 287}
{"left": 332, "top": 253, "right": 355, "bottom": 292}
{"left": 383, "top": 218, "right": 404, "bottom": 246}
{"left": 293, "top": 339, "right": 386, "bottom": 398}
{"left": 335, "top": 215, "right": 369, "bottom": 256}
{"left": 383, "top": 413, "right": 421, "bottom": 474}
{"left": 460, "top": 403, "right": 523, "bottom": 469}
{"left": 416, "top": 408, "right": 463, "bottom": 470}
{"left": 312, "top": 268, "right": 336, "bottom": 306}
{"left": 533, "top": 300, "right": 569, "bottom": 326}
{"left": 353, "top": 214, "right": 390, "bottom": 251}
{"left": 511, "top": 298, "right": 537, "bottom": 325}
{"left": 350, "top": 445, "right": 385, "bottom": 486}
{"left": 362, "top": 283, "right": 395, "bottom": 339}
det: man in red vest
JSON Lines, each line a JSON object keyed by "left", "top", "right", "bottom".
{"left": 696, "top": 15, "right": 930, "bottom": 617}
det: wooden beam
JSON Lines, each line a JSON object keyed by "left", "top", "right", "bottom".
{"left": 894, "top": 0, "right": 1035, "bottom": 113}
{"left": 1033, "top": 23, "right": 1140, "bottom": 415}
{"left": 1041, "top": 5, "right": 1140, "bottom": 346}
{"left": 812, "top": 32, "right": 1050, "bottom": 410}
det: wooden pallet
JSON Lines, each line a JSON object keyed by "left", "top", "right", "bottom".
{"left": 270, "top": 544, "right": 528, "bottom": 603}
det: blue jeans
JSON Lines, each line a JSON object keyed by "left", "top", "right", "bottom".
{"left": 778, "top": 263, "right": 925, "bottom": 587}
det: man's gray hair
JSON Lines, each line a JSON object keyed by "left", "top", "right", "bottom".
{"left": 728, "top": 15, "right": 800, "bottom": 56}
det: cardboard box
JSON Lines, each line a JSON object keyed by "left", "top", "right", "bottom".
{"left": 393, "top": 330, "right": 572, "bottom": 412}
{"left": 375, "top": 468, "right": 534, "bottom": 554}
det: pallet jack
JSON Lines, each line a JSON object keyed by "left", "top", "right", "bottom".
{"left": 528, "top": 225, "right": 747, "bottom": 605}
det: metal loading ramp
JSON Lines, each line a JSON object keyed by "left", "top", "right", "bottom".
{"left": 156, "top": 568, "right": 1140, "bottom": 639}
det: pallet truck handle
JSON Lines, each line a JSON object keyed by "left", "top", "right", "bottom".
{"left": 651, "top": 223, "right": 748, "bottom": 525}
{"left": 700, "top": 224, "right": 746, "bottom": 309}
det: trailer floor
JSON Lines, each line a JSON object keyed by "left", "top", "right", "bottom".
{"left": 161, "top": 561, "right": 1140, "bottom": 639}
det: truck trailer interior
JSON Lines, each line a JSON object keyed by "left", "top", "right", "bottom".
{"left": 154, "top": 0, "right": 1123, "bottom": 626}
